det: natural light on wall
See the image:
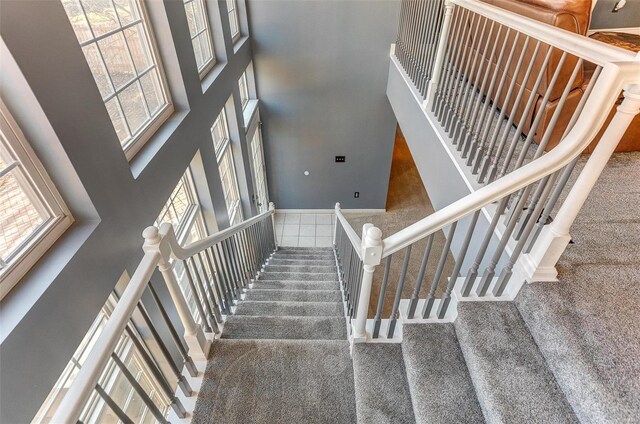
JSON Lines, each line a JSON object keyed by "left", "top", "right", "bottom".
{"left": 0, "top": 100, "right": 73, "bottom": 299}
{"left": 60, "top": 0, "right": 173, "bottom": 159}
{"left": 183, "top": 0, "right": 216, "bottom": 77}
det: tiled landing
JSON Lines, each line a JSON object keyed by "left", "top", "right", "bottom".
{"left": 274, "top": 212, "right": 337, "bottom": 247}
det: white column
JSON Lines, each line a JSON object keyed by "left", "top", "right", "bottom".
{"left": 425, "top": 0, "right": 455, "bottom": 107}
{"left": 143, "top": 226, "right": 208, "bottom": 360}
{"left": 333, "top": 202, "right": 341, "bottom": 245}
{"left": 269, "top": 202, "right": 278, "bottom": 250}
{"left": 352, "top": 225, "right": 383, "bottom": 342}
{"left": 527, "top": 85, "right": 640, "bottom": 281}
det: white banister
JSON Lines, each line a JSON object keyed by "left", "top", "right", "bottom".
{"left": 382, "top": 60, "right": 639, "bottom": 258}
{"left": 51, "top": 248, "right": 160, "bottom": 423}
{"left": 146, "top": 226, "right": 208, "bottom": 359}
{"left": 426, "top": 0, "right": 455, "bottom": 105}
{"left": 164, "top": 208, "right": 274, "bottom": 260}
{"left": 352, "top": 224, "right": 383, "bottom": 342}
{"left": 335, "top": 202, "right": 364, "bottom": 258}
{"left": 527, "top": 84, "right": 640, "bottom": 280}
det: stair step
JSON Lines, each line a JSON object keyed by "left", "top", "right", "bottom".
{"left": 401, "top": 324, "right": 484, "bottom": 424}
{"left": 234, "top": 301, "right": 343, "bottom": 317}
{"left": 271, "top": 253, "right": 335, "bottom": 260}
{"left": 353, "top": 343, "right": 416, "bottom": 424}
{"left": 260, "top": 272, "right": 338, "bottom": 282}
{"left": 245, "top": 289, "right": 343, "bottom": 302}
{"left": 253, "top": 280, "right": 340, "bottom": 291}
{"left": 265, "top": 265, "right": 337, "bottom": 273}
{"left": 277, "top": 246, "right": 333, "bottom": 252}
{"left": 268, "top": 258, "right": 336, "bottom": 266}
{"left": 222, "top": 316, "right": 347, "bottom": 340}
{"left": 191, "top": 339, "right": 356, "bottom": 423}
{"left": 454, "top": 302, "right": 578, "bottom": 423}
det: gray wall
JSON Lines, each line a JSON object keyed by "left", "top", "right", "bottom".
{"left": 0, "top": 1, "right": 259, "bottom": 422}
{"left": 247, "top": 0, "right": 401, "bottom": 210}
{"left": 591, "top": 0, "right": 640, "bottom": 29}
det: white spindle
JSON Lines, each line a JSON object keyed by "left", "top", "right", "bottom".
{"left": 352, "top": 225, "right": 383, "bottom": 342}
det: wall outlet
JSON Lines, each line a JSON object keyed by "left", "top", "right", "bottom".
{"left": 335, "top": 156, "right": 346, "bottom": 163}
{"left": 354, "top": 192, "right": 360, "bottom": 198}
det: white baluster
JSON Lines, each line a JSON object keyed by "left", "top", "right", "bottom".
{"left": 352, "top": 225, "right": 383, "bottom": 343}
{"left": 526, "top": 84, "right": 640, "bottom": 282}
{"left": 425, "top": 0, "right": 455, "bottom": 107}
{"left": 146, "top": 226, "right": 208, "bottom": 360}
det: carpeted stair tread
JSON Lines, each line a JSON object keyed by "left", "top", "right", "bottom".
{"left": 222, "top": 315, "right": 347, "bottom": 340}
{"left": 268, "top": 258, "right": 336, "bottom": 266}
{"left": 259, "top": 272, "right": 339, "bottom": 281}
{"left": 277, "top": 246, "right": 333, "bottom": 251}
{"left": 270, "top": 254, "right": 335, "bottom": 261}
{"left": 401, "top": 324, "right": 484, "bottom": 424}
{"left": 192, "top": 339, "right": 356, "bottom": 424}
{"left": 233, "top": 301, "right": 343, "bottom": 317}
{"left": 353, "top": 343, "right": 416, "bottom": 424}
{"left": 265, "top": 265, "right": 337, "bottom": 273}
{"left": 245, "top": 289, "right": 343, "bottom": 302}
{"left": 454, "top": 302, "right": 578, "bottom": 424}
{"left": 253, "top": 280, "right": 340, "bottom": 291}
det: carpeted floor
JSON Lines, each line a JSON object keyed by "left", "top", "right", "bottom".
{"left": 346, "top": 128, "right": 456, "bottom": 319}
{"left": 515, "top": 152, "right": 640, "bottom": 423}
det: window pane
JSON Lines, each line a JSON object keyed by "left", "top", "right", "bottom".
{"left": 0, "top": 169, "right": 46, "bottom": 261}
{"left": 98, "top": 32, "right": 136, "bottom": 91}
{"left": 105, "top": 97, "right": 131, "bottom": 143}
{"left": 82, "top": 0, "right": 120, "bottom": 37}
{"left": 62, "top": 0, "right": 171, "bottom": 155}
{"left": 61, "top": 0, "right": 93, "bottom": 43}
{"left": 82, "top": 44, "right": 114, "bottom": 99}
{"left": 123, "top": 24, "right": 152, "bottom": 74}
{"left": 119, "top": 81, "right": 149, "bottom": 136}
{"left": 184, "top": 0, "right": 215, "bottom": 74}
{"left": 139, "top": 71, "right": 162, "bottom": 115}
{"left": 112, "top": 0, "right": 139, "bottom": 25}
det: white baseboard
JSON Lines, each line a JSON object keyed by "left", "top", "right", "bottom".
{"left": 275, "top": 208, "right": 386, "bottom": 214}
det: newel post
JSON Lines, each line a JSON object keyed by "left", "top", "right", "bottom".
{"left": 527, "top": 84, "right": 640, "bottom": 282}
{"left": 352, "top": 224, "right": 383, "bottom": 343}
{"left": 333, "top": 202, "right": 341, "bottom": 245}
{"left": 425, "top": 0, "right": 455, "bottom": 107}
{"left": 269, "top": 202, "right": 278, "bottom": 250}
{"left": 143, "top": 226, "right": 208, "bottom": 360}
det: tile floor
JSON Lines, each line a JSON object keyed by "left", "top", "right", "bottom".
{"left": 274, "top": 212, "right": 337, "bottom": 247}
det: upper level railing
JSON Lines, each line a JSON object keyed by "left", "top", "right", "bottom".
{"left": 50, "top": 205, "right": 277, "bottom": 423}
{"left": 337, "top": 0, "right": 640, "bottom": 341}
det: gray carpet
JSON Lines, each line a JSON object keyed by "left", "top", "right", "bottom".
{"left": 352, "top": 343, "right": 416, "bottom": 424}
{"left": 192, "top": 248, "right": 356, "bottom": 423}
{"left": 234, "top": 301, "right": 343, "bottom": 317}
{"left": 454, "top": 302, "right": 578, "bottom": 423}
{"left": 192, "top": 340, "right": 357, "bottom": 424}
{"left": 401, "top": 324, "right": 484, "bottom": 424}
{"left": 222, "top": 315, "right": 347, "bottom": 340}
{"left": 515, "top": 152, "right": 640, "bottom": 423}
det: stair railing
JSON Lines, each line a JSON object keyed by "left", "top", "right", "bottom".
{"left": 333, "top": 203, "right": 383, "bottom": 342}
{"left": 50, "top": 204, "right": 277, "bottom": 423}
{"left": 355, "top": 0, "right": 640, "bottom": 340}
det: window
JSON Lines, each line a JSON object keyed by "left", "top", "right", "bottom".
{"left": 226, "top": 0, "right": 240, "bottom": 41}
{"left": 32, "top": 293, "right": 169, "bottom": 424}
{"left": 238, "top": 71, "right": 249, "bottom": 110}
{"left": 211, "top": 109, "right": 243, "bottom": 226}
{"left": 156, "top": 168, "right": 208, "bottom": 323}
{"left": 183, "top": 0, "right": 215, "bottom": 77}
{"left": 155, "top": 168, "right": 205, "bottom": 242}
{"left": 61, "top": 0, "right": 173, "bottom": 159}
{"left": 0, "top": 101, "right": 72, "bottom": 298}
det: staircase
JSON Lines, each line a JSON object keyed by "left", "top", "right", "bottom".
{"left": 191, "top": 247, "right": 358, "bottom": 423}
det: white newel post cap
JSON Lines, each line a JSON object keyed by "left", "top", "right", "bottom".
{"left": 362, "top": 225, "right": 383, "bottom": 267}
